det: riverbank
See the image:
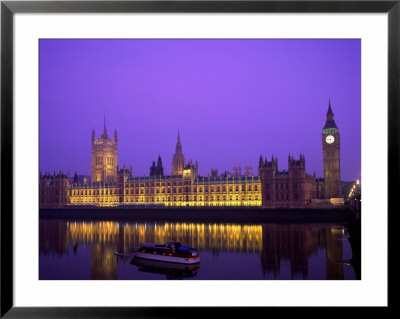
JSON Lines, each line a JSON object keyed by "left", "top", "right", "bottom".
{"left": 39, "top": 205, "right": 353, "bottom": 223}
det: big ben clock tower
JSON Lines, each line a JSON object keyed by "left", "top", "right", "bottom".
{"left": 322, "top": 100, "right": 342, "bottom": 199}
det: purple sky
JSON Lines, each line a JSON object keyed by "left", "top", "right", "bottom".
{"left": 39, "top": 39, "right": 361, "bottom": 181}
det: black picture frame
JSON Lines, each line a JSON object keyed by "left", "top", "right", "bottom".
{"left": 1, "top": 0, "right": 395, "bottom": 317}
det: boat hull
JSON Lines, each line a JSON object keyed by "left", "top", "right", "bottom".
{"left": 133, "top": 251, "right": 200, "bottom": 264}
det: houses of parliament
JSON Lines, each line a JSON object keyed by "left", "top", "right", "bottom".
{"left": 39, "top": 102, "right": 343, "bottom": 209}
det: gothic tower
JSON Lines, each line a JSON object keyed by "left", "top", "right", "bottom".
{"left": 91, "top": 115, "right": 118, "bottom": 183}
{"left": 288, "top": 154, "right": 306, "bottom": 207}
{"left": 171, "top": 132, "right": 185, "bottom": 176}
{"left": 258, "top": 155, "right": 278, "bottom": 208}
{"left": 322, "top": 100, "right": 341, "bottom": 198}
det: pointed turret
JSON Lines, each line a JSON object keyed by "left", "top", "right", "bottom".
{"left": 259, "top": 155, "right": 264, "bottom": 168}
{"left": 175, "top": 131, "right": 182, "bottom": 153}
{"left": 172, "top": 131, "right": 185, "bottom": 176}
{"left": 324, "top": 99, "right": 338, "bottom": 129}
{"left": 327, "top": 98, "right": 334, "bottom": 119}
{"left": 73, "top": 172, "right": 79, "bottom": 184}
{"left": 92, "top": 128, "right": 96, "bottom": 142}
{"left": 156, "top": 155, "right": 164, "bottom": 176}
{"left": 114, "top": 129, "right": 118, "bottom": 142}
{"left": 101, "top": 113, "right": 108, "bottom": 139}
{"left": 150, "top": 160, "right": 157, "bottom": 177}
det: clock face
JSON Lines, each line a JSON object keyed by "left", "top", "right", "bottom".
{"left": 325, "top": 135, "right": 335, "bottom": 144}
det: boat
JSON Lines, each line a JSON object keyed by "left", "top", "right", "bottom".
{"left": 132, "top": 241, "right": 200, "bottom": 264}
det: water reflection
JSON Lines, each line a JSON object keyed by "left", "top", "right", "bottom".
{"left": 39, "top": 219, "right": 356, "bottom": 280}
{"left": 131, "top": 257, "right": 200, "bottom": 279}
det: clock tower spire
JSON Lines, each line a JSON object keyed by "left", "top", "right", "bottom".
{"left": 322, "top": 100, "right": 342, "bottom": 199}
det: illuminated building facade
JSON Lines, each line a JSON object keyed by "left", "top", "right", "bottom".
{"left": 120, "top": 164, "right": 262, "bottom": 207}
{"left": 69, "top": 182, "right": 120, "bottom": 206}
{"left": 60, "top": 130, "right": 262, "bottom": 207}
{"left": 39, "top": 106, "right": 343, "bottom": 208}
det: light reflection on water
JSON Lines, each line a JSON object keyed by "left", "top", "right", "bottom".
{"left": 39, "top": 219, "right": 357, "bottom": 280}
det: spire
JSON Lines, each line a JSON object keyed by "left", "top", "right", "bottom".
{"left": 172, "top": 131, "right": 185, "bottom": 176}
{"left": 73, "top": 172, "right": 79, "bottom": 184}
{"left": 156, "top": 155, "right": 164, "bottom": 176}
{"left": 326, "top": 99, "right": 334, "bottom": 120}
{"left": 157, "top": 156, "right": 162, "bottom": 168}
{"left": 175, "top": 131, "right": 182, "bottom": 153}
{"left": 324, "top": 98, "right": 338, "bottom": 129}
{"left": 92, "top": 128, "right": 96, "bottom": 142}
{"left": 101, "top": 113, "right": 108, "bottom": 139}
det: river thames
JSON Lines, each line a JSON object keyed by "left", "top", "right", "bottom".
{"left": 39, "top": 217, "right": 359, "bottom": 280}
